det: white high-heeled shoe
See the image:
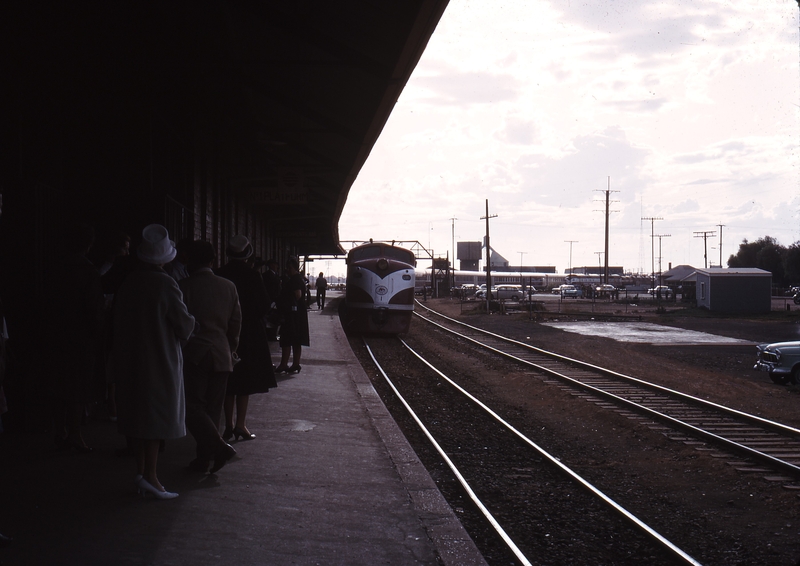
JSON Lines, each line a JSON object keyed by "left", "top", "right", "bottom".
{"left": 137, "top": 477, "right": 179, "bottom": 500}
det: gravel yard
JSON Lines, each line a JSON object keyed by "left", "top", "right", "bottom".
{"left": 351, "top": 297, "right": 800, "bottom": 565}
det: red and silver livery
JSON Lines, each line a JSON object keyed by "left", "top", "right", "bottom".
{"left": 344, "top": 242, "right": 416, "bottom": 334}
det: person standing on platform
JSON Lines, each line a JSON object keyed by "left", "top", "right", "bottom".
{"left": 43, "top": 223, "right": 105, "bottom": 452}
{"left": 179, "top": 241, "right": 241, "bottom": 474}
{"left": 216, "top": 235, "right": 277, "bottom": 441}
{"left": 315, "top": 272, "right": 328, "bottom": 310}
{"left": 275, "top": 257, "right": 309, "bottom": 374}
{"left": 110, "top": 224, "right": 195, "bottom": 499}
{"left": 263, "top": 258, "right": 282, "bottom": 341}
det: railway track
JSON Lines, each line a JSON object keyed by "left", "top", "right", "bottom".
{"left": 363, "top": 336, "right": 701, "bottom": 565}
{"left": 414, "top": 302, "right": 800, "bottom": 485}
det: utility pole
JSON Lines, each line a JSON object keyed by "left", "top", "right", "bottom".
{"left": 564, "top": 240, "right": 578, "bottom": 275}
{"left": 694, "top": 230, "right": 716, "bottom": 269}
{"left": 518, "top": 251, "right": 526, "bottom": 271}
{"left": 450, "top": 217, "right": 458, "bottom": 289}
{"left": 595, "top": 177, "right": 618, "bottom": 284}
{"left": 641, "top": 216, "right": 663, "bottom": 292}
{"left": 480, "top": 199, "right": 497, "bottom": 311}
{"left": 654, "top": 234, "right": 671, "bottom": 287}
{"left": 595, "top": 251, "right": 604, "bottom": 281}
{"left": 717, "top": 223, "right": 725, "bottom": 268}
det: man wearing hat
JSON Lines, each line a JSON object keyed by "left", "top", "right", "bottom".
{"left": 216, "top": 235, "right": 277, "bottom": 441}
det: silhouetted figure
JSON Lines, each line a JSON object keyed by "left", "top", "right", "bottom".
{"left": 276, "top": 257, "right": 309, "bottom": 375}
{"left": 179, "top": 241, "right": 241, "bottom": 474}
{"left": 216, "top": 235, "right": 276, "bottom": 441}
{"left": 43, "top": 223, "right": 104, "bottom": 452}
{"left": 315, "top": 272, "right": 328, "bottom": 310}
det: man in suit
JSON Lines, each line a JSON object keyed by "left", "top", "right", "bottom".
{"left": 179, "top": 241, "right": 242, "bottom": 474}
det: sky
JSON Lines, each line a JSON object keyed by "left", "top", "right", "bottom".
{"left": 335, "top": 0, "right": 800, "bottom": 278}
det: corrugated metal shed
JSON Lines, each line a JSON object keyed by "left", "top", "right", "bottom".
{"left": 693, "top": 268, "right": 772, "bottom": 313}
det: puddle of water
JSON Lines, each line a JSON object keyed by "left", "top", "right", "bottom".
{"left": 541, "top": 321, "right": 751, "bottom": 345}
{"left": 285, "top": 419, "right": 316, "bottom": 432}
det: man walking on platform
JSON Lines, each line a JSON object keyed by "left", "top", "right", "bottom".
{"left": 315, "top": 272, "right": 328, "bottom": 310}
{"left": 179, "top": 241, "right": 241, "bottom": 474}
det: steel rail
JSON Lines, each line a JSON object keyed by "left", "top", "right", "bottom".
{"left": 365, "top": 336, "right": 702, "bottom": 565}
{"left": 362, "top": 340, "right": 533, "bottom": 566}
{"left": 414, "top": 303, "right": 800, "bottom": 477}
{"left": 398, "top": 339, "right": 703, "bottom": 565}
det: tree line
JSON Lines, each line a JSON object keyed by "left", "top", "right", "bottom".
{"left": 727, "top": 236, "right": 800, "bottom": 287}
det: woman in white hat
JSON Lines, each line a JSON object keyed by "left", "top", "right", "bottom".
{"left": 110, "top": 224, "right": 196, "bottom": 499}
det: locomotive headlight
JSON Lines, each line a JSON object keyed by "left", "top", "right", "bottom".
{"left": 402, "top": 274, "right": 411, "bottom": 280}
{"left": 377, "top": 258, "right": 389, "bottom": 270}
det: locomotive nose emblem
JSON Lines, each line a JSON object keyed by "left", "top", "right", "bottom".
{"left": 375, "top": 285, "right": 388, "bottom": 296}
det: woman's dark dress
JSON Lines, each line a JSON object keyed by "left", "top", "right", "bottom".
{"left": 216, "top": 260, "right": 277, "bottom": 394}
{"left": 278, "top": 273, "right": 310, "bottom": 348}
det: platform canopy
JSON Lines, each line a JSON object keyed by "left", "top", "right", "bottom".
{"left": 2, "top": 1, "right": 449, "bottom": 254}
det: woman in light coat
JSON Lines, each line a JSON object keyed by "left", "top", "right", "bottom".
{"left": 110, "top": 225, "right": 195, "bottom": 499}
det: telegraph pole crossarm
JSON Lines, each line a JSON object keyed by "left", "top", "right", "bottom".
{"left": 693, "top": 230, "right": 717, "bottom": 269}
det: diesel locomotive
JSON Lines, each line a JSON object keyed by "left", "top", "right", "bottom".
{"left": 344, "top": 241, "right": 416, "bottom": 334}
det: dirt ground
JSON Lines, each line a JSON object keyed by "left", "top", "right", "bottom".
{"left": 425, "top": 297, "right": 800, "bottom": 429}
{"left": 383, "top": 297, "right": 800, "bottom": 564}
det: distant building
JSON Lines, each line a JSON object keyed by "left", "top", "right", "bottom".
{"left": 457, "top": 241, "right": 482, "bottom": 271}
{"left": 490, "top": 249, "right": 509, "bottom": 268}
{"left": 568, "top": 266, "right": 624, "bottom": 275}
{"left": 690, "top": 268, "right": 771, "bottom": 314}
{"left": 662, "top": 265, "right": 696, "bottom": 285}
{"left": 454, "top": 240, "right": 555, "bottom": 273}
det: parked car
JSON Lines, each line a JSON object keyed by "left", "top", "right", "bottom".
{"left": 475, "top": 286, "right": 494, "bottom": 299}
{"left": 754, "top": 341, "right": 800, "bottom": 384}
{"left": 557, "top": 284, "right": 579, "bottom": 298}
{"left": 495, "top": 284, "right": 523, "bottom": 300}
{"left": 648, "top": 285, "right": 672, "bottom": 298}
{"left": 595, "top": 284, "right": 616, "bottom": 296}
{"left": 475, "top": 284, "right": 524, "bottom": 300}
{"left": 456, "top": 284, "right": 477, "bottom": 296}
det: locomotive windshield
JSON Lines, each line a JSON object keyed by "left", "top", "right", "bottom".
{"left": 348, "top": 244, "right": 415, "bottom": 265}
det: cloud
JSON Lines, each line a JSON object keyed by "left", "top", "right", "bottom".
{"left": 601, "top": 97, "right": 669, "bottom": 112}
{"left": 496, "top": 119, "right": 539, "bottom": 145}
{"left": 411, "top": 71, "right": 521, "bottom": 105}
{"left": 341, "top": 0, "right": 799, "bottom": 272}
{"left": 673, "top": 199, "right": 701, "bottom": 213}
{"left": 513, "top": 127, "right": 652, "bottom": 208}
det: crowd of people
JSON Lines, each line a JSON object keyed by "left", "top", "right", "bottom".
{"left": 0, "top": 222, "right": 326, "bottom": 502}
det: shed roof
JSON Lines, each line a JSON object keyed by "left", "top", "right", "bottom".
{"left": 662, "top": 264, "right": 697, "bottom": 282}
{"left": 695, "top": 268, "right": 772, "bottom": 277}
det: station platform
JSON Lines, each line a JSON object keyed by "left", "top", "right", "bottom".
{"left": 0, "top": 293, "right": 486, "bottom": 566}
